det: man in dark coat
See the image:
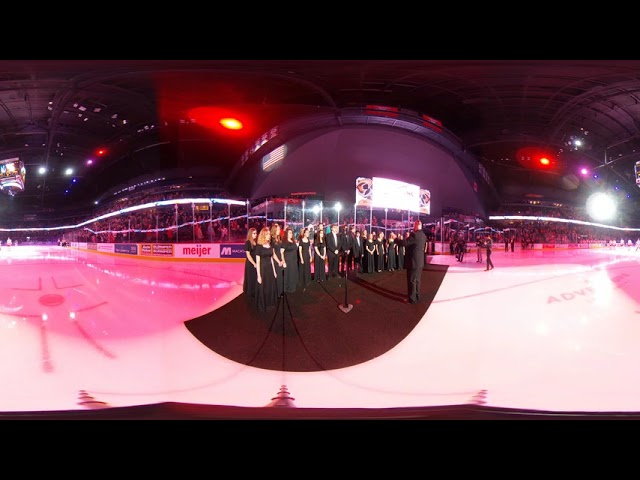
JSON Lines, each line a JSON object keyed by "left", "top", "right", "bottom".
{"left": 339, "top": 225, "right": 353, "bottom": 275}
{"left": 351, "top": 228, "right": 364, "bottom": 273}
{"left": 404, "top": 220, "right": 427, "bottom": 304}
{"left": 485, "top": 234, "right": 494, "bottom": 270}
{"left": 326, "top": 224, "right": 341, "bottom": 278}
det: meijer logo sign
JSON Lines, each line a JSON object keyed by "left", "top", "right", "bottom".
{"left": 181, "top": 244, "right": 214, "bottom": 258}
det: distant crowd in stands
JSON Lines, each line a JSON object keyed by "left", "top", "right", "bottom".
{"left": 64, "top": 188, "right": 424, "bottom": 245}
{"left": 487, "top": 204, "right": 640, "bottom": 246}
{"left": 2, "top": 187, "right": 640, "bottom": 248}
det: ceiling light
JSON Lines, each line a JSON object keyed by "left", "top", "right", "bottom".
{"left": 219, "top": 117, "right": 243, "bottom": 130}
{"left": 78, "top": 106, "right": 87, "bottom": 111}
{"left": 586, "top": 192, "right": 617, "bottom": 221}
{"left": 94, "top": 107, "right": 101, "bottom": 113}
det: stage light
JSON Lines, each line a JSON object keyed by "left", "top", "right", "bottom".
{"left": 516, "top": 146, "right": 557, "bottom": 171}
{"left": 586, "top": 192, "right": 617, "bottom": 222}
{"left": 219, "top": 118, "right": 243, "bottom": 130}
{"left": 580, "top": 168, "right": 588, "bottom": 175}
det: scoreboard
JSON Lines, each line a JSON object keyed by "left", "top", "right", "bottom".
{"left": 636, "top": 160, "right": 640, "bottom": 187}
{"left": 0, "top": 157, "right": 26, "bottom": 195}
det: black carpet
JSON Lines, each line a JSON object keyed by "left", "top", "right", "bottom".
{"left": 185, "top": 264, "right": 448, "bottom": 372}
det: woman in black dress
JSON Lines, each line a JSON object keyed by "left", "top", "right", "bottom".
{"left": 375, "top": 231, "right": 386, "bottom": 272}
{"left": 282, "top": 227, "right": 299, "bottom": 293}
{"left": 387, "top": 232, "right": 397, "bottom": 271}
{"left": 243, "top": 227, "right": 258, "bottom": 301}
{"left": 255, "top": 227, "right": 279, "bottom": 312}
{"left": 313, "top": 229, "right": 327, "bottom": 282}
{"left": 364, "top": 232, "right": 376, "bottom": 273}
{"left": 298, "top": 228, "right": 312, "bottom": 289}
{"left": 270, "top": 223, "right": 285, "bottom": 297}
{"left": 396, "top": 231, "right": 406, "bottom": 270}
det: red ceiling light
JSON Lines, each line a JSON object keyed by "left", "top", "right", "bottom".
{"left": 188, "top": 106, "right": 250, "bottom": 135}
{"left": 516, "top": 146, "right": 557, "bottom": 171}
{"left": 219, "top": 117, "right": 244, "bottom": 130}
{"left": 96, "top": 148, "right": 107, "bottom": 156}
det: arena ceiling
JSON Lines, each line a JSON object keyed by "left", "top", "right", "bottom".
{"left": 1, "top": 59, "right": 640, "bottom": 219}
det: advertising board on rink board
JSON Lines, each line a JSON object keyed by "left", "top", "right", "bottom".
{"left": 174, "top": 243, "right": 220, "bottom": 259}
{"left": 114, "top": 243, "right": 138, "bottom": 255}
{"left": 140, "top": 244, "right": 174, "bottom": 257}
{"left": 74, "top": 242, "right": 222, "bottom": 259}
{"left": 97, "top": 244, "right": 115, "bottom": 253}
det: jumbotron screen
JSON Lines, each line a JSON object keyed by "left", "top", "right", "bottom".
{"left": 0, "top": 157, "right": 26, "bottom": 195}
{"left": 355, "top": 176, "right": 430, "bottom": 213}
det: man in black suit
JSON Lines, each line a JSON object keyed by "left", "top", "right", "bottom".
{"left": 404, "top": 220, "right": 427, "bottom": 304}
{"left": 326, "top": 223, "right": 341, "bottom": 278}
{"left": 351, "top": 228, "right": 364, "bottom": 273}
{"left": 339, "top": 225, "right": 352, "bottom": 275}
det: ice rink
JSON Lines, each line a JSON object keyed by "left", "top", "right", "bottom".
{"left": 1, "top": 244, "right": 639, "bottom": 415}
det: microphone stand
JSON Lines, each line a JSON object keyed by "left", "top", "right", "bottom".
{"left": 273, "top": 268, "right": 294, "bottom": 369}
{"left": 338, "top": 254, "right": 353, "bottom": 313}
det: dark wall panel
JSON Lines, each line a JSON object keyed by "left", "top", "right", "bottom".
{"left": 249, "top": 126, "right": 484, "bottom": 218}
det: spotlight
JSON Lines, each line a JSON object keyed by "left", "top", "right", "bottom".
{"left": 586, "top": 192, "right": 617, "bottom": 222}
